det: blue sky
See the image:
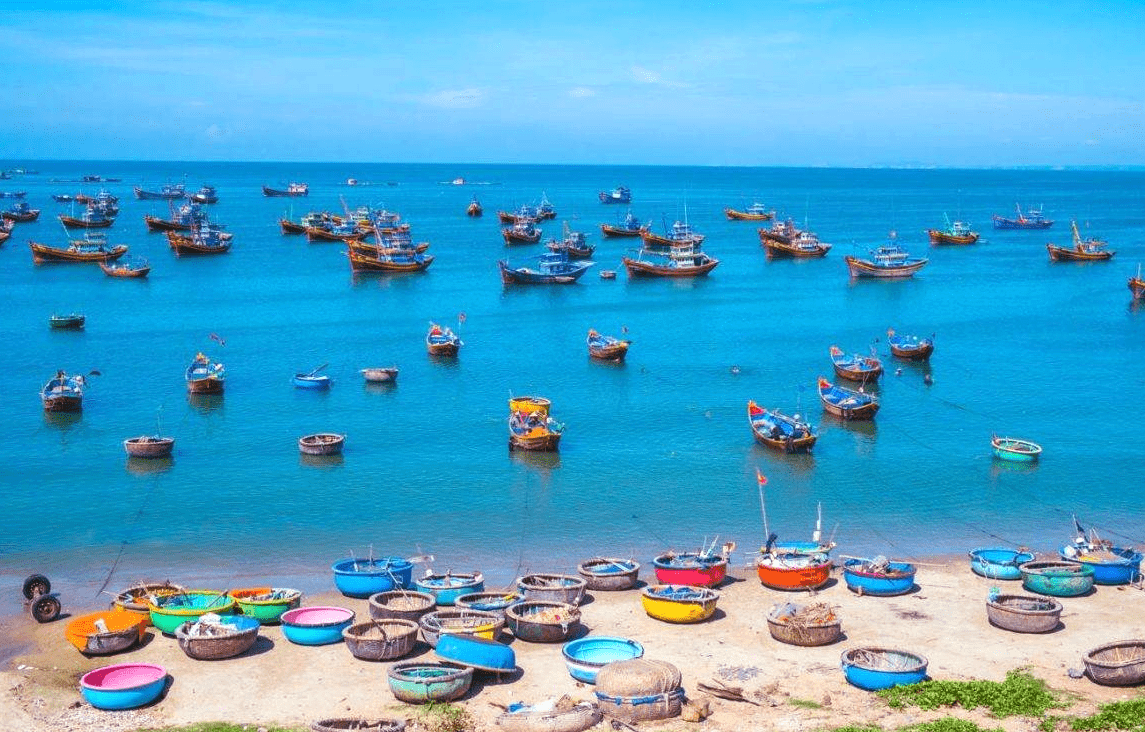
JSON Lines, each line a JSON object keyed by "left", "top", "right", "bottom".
{"left": 2, "top": 0, "right": 1142, "bottom": 166}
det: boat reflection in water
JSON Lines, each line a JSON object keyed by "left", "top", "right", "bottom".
{"left": 126, "top": 455, "right": 174, "bottom": 476}
{"left": 300, "top": 453, "right": 345, "bottom": 469}
{"left": 187, "top": 393, "right": 224, "bottom": 414}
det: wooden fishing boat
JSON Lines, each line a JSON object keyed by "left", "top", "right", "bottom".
{"left": 886, "top": 329, "right": 934, "bottom": 360}
{"left": 842, "top": 558, "right": 916, "bottom": 596}
{"left": 1130, "top": 266, "right": 1145, "bottom": 300}
{"left": 991, "top": 435, "right": 1041, "bottom": 462}
{"left": 466, "top": 197, "right": 482, "bottom": 217}
{"left": 767, "top": 603, "right": 842, "bottom": 646}
{"left": 587, "top": 329, "right": 630, "bottom": 362}
{"left": 426, "top": 323, "right": 462, "bottom": 356}
{"left": 725, "top": 203, "right": 773, "bottom": 221}
{"left": 348, "top": 238, "right": 429, "bottom": 256}
{"left": 308, "top": 223, "right": 366, "bottom": 243}
{"left": 577, "top": 558, "right": 640, "bottom": 591}
{"left": 100, "top": 256, "right": 150, "bottom": 278}
{"left": 348, "top": 248, "right": 434, "bottom": 273}
{"left": 1019, "top": 560, "right": 1094, "bottom": 597}
{"left": 927, "top": 217, "right": 979, "bottom": 245}
{"left": 623, "top": 247, "right": 719, "bottom": 278}
{"left": 299, "top": 433, "right": 345, "bottom": 455}
{"left": 263, "top": 182, "right": 308, "bottom": 197}
{"left": 747, "top": 401, "right": 817, "bottom": 453}
{"left": 600, "top": 211, "right": 648, "bottom": 238}
{"left": 387, "top": 662, "right": 473, "bottom": 703}
{"left": 641, "top": 585, "right": 719, "bottom": 623}
{"left": 59, "top": 209, "right": 114, "bottom": 228}
{"left": 992, "top": 203, "right": 1052, "bottom": 229}
{"left": 124, "top": 436, "right": 174, "bottom": 459}
{"left": 546, "top": 224, "right": 595, "bottom": 259}
{"left": 762, "top": 229, "right": 831, "bottom": 258}
{"left": 49, "top": 313, "right": 85, "bottom": 330}
{"left": 641, "top": 221, "right": 705, "bottom": 248}
{"left": 2, "top": 202, "right": 41, "bottom": 222}
{"left": 756, "top": 551, "right": 831, "bottom": 590}
{"left": 508, "top": 398, "right": 564, "bottom": 451}
{"left": 817, "top": 377, "right": 879, "bottom": 420}
{"left": 1047, "top": 220, "right": 1115, "bottom": 262}
{"left": 536, "top": 192, "right": 557, "bottom": 220}
{"left": 360, "top": 367, "right": 399, "bottom": 383}
{"left": 845, "top": 245, "right": 928, "bottom": 278}
{"left": 830, "top": 346, "right": 883, "bottom": 383}
{"left": 65, "top": 611, "right": 147, "bottom": 656}
{"left": 134, "top": 183, "right": 186, "bottom": 200}
{"left": 188, "top": 185, "right": 218, "bottom": 204}
{"left": 343, "top": 618, "right": 419, "bottom": 661}
{"left": 652, "top": 551, "right": 727, "bottom": 588}
{"left": 599, "top": 185, "right": 631, "bottom": 204}
{"left": 185, "top": 352, "right": 225, "bottom": 394}
{"left": 1083, "top": 640, "right": 1145, "bottom": 686}
{"left": 758, "top": 218, "right": 800, "bottom": 247}
{"left": 31, "top": 240, "right": 127, "bottom": 264}
{"left": 167, "top": 227, "right": 231, "bottom": 255}
{"left": 144, "top": 202, "right": 202, "bottom": 233}
{"left": 41, "top": 371, "right": 85, "bottom": 412}
{"left": 499, "top": 251, "right": 593, "bottom": 285}
{"left": 1061, "top": 527, "right": 1143, "bottom": 585}
{"left": 841, "top": 648, "right": 928, "bottom": 690}
{"left": 969, "top": 548, "right": 1036, "bottom": 581}
{"left": 75, "top": 189, "right": 119, "bottom": 205}
{"left": 502, "top": 220, "right": 542, "bottom": 245}
{"left": 279, "top": 218, "right": 306, "bottom": 235}
{"left": 985, "top": 593, "right": 1062, "bottom": 633}
{"left": 143, "top": 214, "right": 186, "bottom": 233}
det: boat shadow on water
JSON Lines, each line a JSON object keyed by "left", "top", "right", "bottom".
{"left": 300, "top": 453, "right": 345, "bottom": 469}
{"left": 508, "top": 450, "right": 562, "bottom": 473}
{"left": 126, "top": 455, "right": 174, "bottom": 476}
{"left": 750, "top": 445, "right": 816, "bottom": 474}
{"left": 187, "top": 393, "right": 224, "bottom": 415}
{"left": 363, "top": 381, "right": 398, "bottom": 396}
{"left": 43, "top": 411, "right": 82, "bottom": 432}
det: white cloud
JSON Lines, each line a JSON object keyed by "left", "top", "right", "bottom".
{"left": 568, "top": 86, "right": 595, "bottom": 98}
{"left": 424, "top": 88, "right": 485, "bottom": 109}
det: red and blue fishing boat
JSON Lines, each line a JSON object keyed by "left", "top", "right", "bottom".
{"left": 599, "top": 185, "right": 631, "bottom": 204}
{"left": 167, "top": 224, "right": 232, "bottom": 255}
{"left": 3, "top": 201, "right": 41, "bottom": 222}
{"left": 190, "top": 185, "right": 218, "bottom": 204}
{"left": 144, "top": 202, "right": 205, "bottom": 232}
{"left": 502, "top": 219, "right": 542, "bottom": 245}
{"left": 426, "top": 323, "right": 462, "bottom": 356}
{"left": 499, "top": 250, "right": 593, "bottom": 285}
{"left": 466, "top": 196, "right": 483, "bottom": 217}
{"left": 185, "top": 353, "right": 225, "bottom": 394}
{"left": 536, "top": 192, "right": 557, "bottom": 220}
{"left": 992, "top": 203, "right": 1052, "bottom": 230}
{"left": 41, "top": 371, "right": 86, "bottom": 412}
{"left": 829, "top": 346, "right": 883, "bottom": 383}
{"left": 747, "top": 401, "right": 817, "bottom": 453}
{"left": 546, "top": 224, "right": 595, "bottom": 259}
{"left": 817, "top": 377, "right": 879, "bottom": 420}
{"left": 886, "top": 329, "right": 934, "bottom": 360}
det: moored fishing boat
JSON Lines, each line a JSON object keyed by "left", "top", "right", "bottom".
{"left": 886, "top": 329, "right": 934, "bottom": 360}
{"left": 293, "top": 364, "right": 331, "bottom": 389}
{"left": 725, "top": 202, "right": 774, "bottom": 221}
{"left": 968, "top": 548, "right": 1036, "bottom": 580}
{"left": 360, "top": 367, "right": 399, "bottom": 383}
{"left": 546, "top": 224, "right": 595, "bottom": 259}
{"left": 830, "top": 346, "right": 883, "bottom": 383}
{"left": 31, "top": 239, "right": 128, "bottom": 264}
{"left": 1130, "top": 265, "right": 1145, "bottom": 300}
{"left": 347, "top": 248, "right": 434, "bottom": 273}
{"left": 185, "top": 352, "right": 225, "bottom": 394}
{"left": 189, "top": 185, "right": 218, "bottom": 204}
{"left": 166, "top": 226, "right": 232, "bottom": 255}
{"left": 992, "top": 203, "right": 1052, "bottom": 229}
{"left": 845, "top": 244, "right": 928, "bottom": 278}
{"left": 762, "top": 228, "right": 832, "bottom": 258}
{"left": 927, "top": 216, "right": 979, "bottom": 245}
{"left": 587, "top": 329, "right": 630, "bottom": 362}
{"left": 600, "top": 211, "right": 648, "bottom": 237}
{"left": 466, "top": 196, "right": 482, "bottom": 217}
{"left": 1019, "top": 560, "right": 1095, "bottom": 597}
{"left": 1047, "top": 220, "right": 1115, "bottom": 262}
{"left": 508, "top": 395, "right": 564, "bottom": 451}
{"left": 3, "top": 201, "right": 41, "bottom": 222}
{"left": 599, "top": 185, "right": 631, "bottom": 204}
{"left": 841, "top": 648, "right": 928, "bottom": 690}
{"left": 1061, "top": 522, "right": 1143, "bottom": 585}
{"left": 279, "top": 218, "right": 307, "bottom": 235}
{"left": 426, "top": 323, "right": 462, "bottom": 356}
{"left": 263, "top": 182, "right": 309, "bottom": 197}
{"left": 842, "top": 558, "right": 916, "bottom": 596}
{"left": 640, "top": 585, "right": 719, "bottom": 623}
{"left": 49, "top": 313, "right": 85, "bottom": 330}
{"left": 144, "top": 202, "right": 204, "bottom": 232}
{"left": 502, "top": 219, "right": 543, "bottom": 245}
{"left": 499, "top": 250, "right": 593, "bottom": 285}
{"left": 59, "top": 207, "right": 115, "bottom": 228}
{"left": 332, "top": 556, "right": 412, "bottom": 597}
{"left": 817, "top": 377, "right": 879, "bottom": 420}
{"left": 308, "top": 220, "right": 366, "bottom": 243}
{"left": 623, "top": 244, "right": 718, "bottom": 278}
{"left": 536, "top": 192, "right": 557, "bottom": 220}
{"left": 991, "top": 435, "right": 1041, "bottom": 462}
{"left": 299, "top": 433, "right": 345, "bottom": 456}
{"left": 134, "top": 182, "right": 186, "bottom": 200}
{"left": 758, "top": 218, "right": 799, "bottom": 246}
{"left": 100, "top": 255, "right": 150, "bottom": 278}
{"left": 747, "top": 401, "right": 817, "bottom": 453}
{"left": 41, "top": 371, "right": 85, "bottom": 412}
{"left": 124, "top": 436, "right": 175, "bottom": 459}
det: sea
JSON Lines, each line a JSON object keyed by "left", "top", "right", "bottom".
{"left": 2, "top": 161, "right": 1143, "bottom": 618}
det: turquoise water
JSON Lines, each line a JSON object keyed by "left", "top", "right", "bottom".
{"left": 3, "top": 161, "right": 1144, "bottom": 613}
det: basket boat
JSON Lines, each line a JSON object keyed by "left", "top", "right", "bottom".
{"left": 65, "top": 611, "right": 147, "bottom": 656}
{"left": 419, "top": 608, "right": 504, "bottom": 647}
{"left": 756, "top": 552, "right": 832, "bottom": 591}
{"left": 641, "top": 585, "right": 719, "bottom": 624}
{"left": 80, "top": 663, "right": 168, "bottom": 710}
{"left": 969, "top": 548, "right": 1036, "bottom": 580}
{"left": 310, "top": 719, "right": 405, "bottom": 732}
{"left": 228, "top": 587, "right": 302, "bottom": 623}
{"left": 454, "top": 591, "right": 523, "bottom": 619}
{"left": 174, "top": 615, "right": 260, "bottom": 660}
{"left": 518, "top": 574, "right": 586, "bottom": 605}
{"left": 368, "top": 590, "right": 436, "bottom": 622}
{"left": 577, "top": 557, "right": 639, "bottom": 591}
{"left": 843, "top": 559, "right": 917, "bottom": 596}
{"left": 281, "top": 606, "right": 355, "bottom": 645}
{"left": 1083, "top": 640, "right": 1145, "bottom": 686}
{"left": 112, "top": 582, "right": 184, "bottom": 624}
{"left": 992, "top": 436, "right": 1042, "bottom": 462}
{"left": 123, "top": 436, "right": 175, "bottom": 459}
{"left": 496, "top": 699, "right": 602, "bottom": 732}
{"left": 342, "top": 619, "right": 419, "bottom": 661}
{"left": 300, "top": 433, "right": 345, "bottom": 456}
{"left": 594, "top": 659, "right": 683, "bottom": 723}
{"left": 333, "top": 557, "right": 413, "bottom": 598}
{"left": 148, "top": 591, "right": 236, "bottom": 635}
{"left": 766, "top": 603, "right": 842, "bottom": 646}
{"left": 562, "top": 636, "right": 644, "bottom": 684}
{"left": 841, "top": 647, "right": 928, "bottom": 690}
{"left": 505, "top": 601, "right": 580, "bottom": 643}
{"left": 435, "top": 633, "right": 516, "bottom": 672}
{"left": 652, "top": 552, "right": 727, "bottom": 587}
{"left": 1019, "top": 560, "right": 1095, "bottom": 597}
{"left": 985, "top": 594, "right": 1062, "bottom": 633}
{"left": 387, "top": 662, "right": 473, "bottom": 704}
{"left": 414, "top": 572, "right": 485, "bottom": 606}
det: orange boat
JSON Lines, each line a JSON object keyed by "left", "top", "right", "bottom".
{"left": 1046, "top": 221, "right": 1114, "bottom": 262}
{"left": 1130, "top": 266, "right": 1145, "bottom": 300}
{"left": 926, "top": 217, "right": 979, "bottom": 245}
{"left": 756, "top": 553, "right": 832, "bottom": 591}
{"left": 65, "top": 611, "right": 147, "bottom": 655}
{"left": 725, "top": 203, "right": 774, "bottom": 221}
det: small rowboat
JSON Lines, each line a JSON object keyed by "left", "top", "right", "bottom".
{"left": 292, "top": 373, "right": 331, "bottom": 389}
{"left": 843, "top": 558, "right": 916, "bottom": 596}
{"left": 641, "top": 585, "right": 719, "bottom": 623}
{"left": 299, "top": 433, "right": 345, "bottom": 456}
{"left": 968, "top": 548, "right": 1036, "bottom": 580}
{"left": 756, "top": 552, "right": 832, "bottom": 591}
{"left": 387, "top": 662, "right": 473, "bottom": 704}
{"left": 886, "top": 329, "right": 934, "bottom": 360}
{"left": 65, "top": 611, "right": 147, "bottom": 655}
{"left": 577, "top": 558, "right": 639, "bottom": 591}
{"left": 817, "top": 377, "right": 879, "bottom": 420}
{"left": 725, "top": 203, "right": 773, "bottom": 221}
{"left": 991, "top": 435, "right": 1041, "bottom": 462}
{"left": 415, "top": 572, "right": 485, "bottom": 606}
{"left": 830, "top": 346, "right": 883, "bottom": 383}
{"left": 426, "top": 324, "right": 462, "bottom": 356}
{"left": 1083, "top": 640, "right": 1145, "bottom": 687}
{"left": 587, "top": 329, "right": 630, "bottom": 361}
{"left": 332, "top": 556, "right": 412, "bottom": 597}
{"left": 435, "top": 633, "right": 516, "bottom": 672}
{"left": 562, "top": 636, "right": 644, "bottom": 684}
{"left": 985, "top": 593, "right": 1062, "bottom": 633}
{"left": 360, "top": 367, "right": 399, "bottom": 383}
{"left": 186, "top": 352, "right": 224, "bottom": 394}
{"left": 80, "top": 663, "right": 168, "bottom": 710}
{"left": 49, "top": 313, "right": 85, "bottom": 329}
{"left": 841, "top": 648, "right": 928, "bottom": 690}
{"left": 124, "top": 436, "right": 175, "bottom": 459}
{"left": 100, "top": 256, "right": 150, "bottom": 278}
{"left": 1019, "top": 560, "right": 1094, "bottom": 597}
{"left": 747, "top": 401, "right": 817, "bottom": 453}
{"left": 281, "top": 606, "right": 355, "bottom": 645}
{"left": 767, "top": 603, "right": 842, "bottom": 646}
{"left": 41, "top": 372, "right": 85, "bottom": 412}
{"left": 652, "top": 552, "right": 727, "bottom": 588}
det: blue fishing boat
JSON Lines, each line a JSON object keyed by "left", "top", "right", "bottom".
{"left": 845, "top": 244, "right": 928, "bottom": 279}
{"left": 435, "top": 633, "right": 516, "bottom": 673}
{"left": 817, "top": 377, "right": 879, "bottom": 420}
{"left": 1060, "top": 522, "right": 1143, "bottom": 585}
{"left": 41, "top": 371, "right": 86, "bottom": 412}
{"left": 600, "top": 211, "right": 648, "bottom": 238}
{"left": 562, "top": 637, "right": 644, "bottom": 684}
{"left": 536, "top": 192, "right": 556, "bottom": 220}
{"left": 599, "top": 185, "right": 631, "bottom": 204}
{"left": 332, "top": 556, "right": 413, "bottom": 597}
{"left": 841, "top": 648, "right": 928, "bottom": 690}
{"left": 134, "top": 182, "right": 186, "bottom": 200}
{"left": 747, "top": 401, "right": 817, "bottom": 453}
{"left": 190, "top": 185, "right": 218, "bottom": 204}
{"left": 886, "top": 330, "right": 934, "bottom": 361}
{"left": 499, "top": 250, "right": 594, "bottom": 285}
{"left": 829, "top": 346, "right": 883, "bottom": 383}
{"left": 992, "top": 203, "right": 1053, "bottom": 230}
{"left": 292, "top": 370, "right": 331, "bottom": 390}
{"left": 426, "top": 324, "right": 462, "bottom": 357}
{"left": 1019, "top": 560, "right": 1094, "bottom": 597}
{"left": 843, "top": 558, "right": 916, "bottom": 596}
{"left": 186, "top": 352, "right": 225, "bottom": 394}
{"left": 968, "top": 548, "right": 1036, "bottom": 580}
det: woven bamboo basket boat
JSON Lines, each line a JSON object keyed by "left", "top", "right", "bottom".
{"left": 419, "top": 609, "right": 504, "bottom": 648}
{"left": 766, "top": 603, "right": 842, "bottom": 646}
{"left": 1083, "top": 640, "right": 1145, "bottom": 686}
{"left": 174, "top": 616, "right": 260, "bottom": 660}
{"left": 518, "top": 574, "right": 587, "bottom": 605}
{"left": 577, "top": 558, "right": 640, "bottom": 591}
{"left": 594, "top": 659, "right": 683, "bottom": 723}
{"left": 505, "top": 601, "right": 580, "bottom": 643}
{"left": 112, "top": 582, "right": 185, "bottom": 624}
{"left": 454, "top": 591, "right": 523, "bottom": 619}
{"left": 311, "top": 718, "right": 406, "bottom": 732}
{"left": 368, "top": 591, "right": 435, "bottom": 622}
{"left": 495, "top": 699, "right": 602, "bottom": 732}
{"left": 342, "top": 619, "right": 419, "bottom": 661}
{"left": 985, "top": 594, "right": 1062, "bottom": 633}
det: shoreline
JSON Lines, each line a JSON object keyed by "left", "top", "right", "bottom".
{"left": 3, "top": 555, "right": 1143, "bottom": 731}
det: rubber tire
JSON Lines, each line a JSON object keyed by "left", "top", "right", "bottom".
{"left": 22, "top": 574, "right": 50, "bottom": 600}
{"left": 30, "top": 595, "right": 60, "bottom": 623}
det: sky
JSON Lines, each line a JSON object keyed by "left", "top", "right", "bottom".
{"left": 2, "top": 0, "right": 1143, "bottom": 167}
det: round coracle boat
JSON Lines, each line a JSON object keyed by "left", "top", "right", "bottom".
{"left": 174, "top": 615, "right": 260, "bottom": 660}
{"left": 517, "top": 573, "right": 587, "bottom": 605}
{"left": 148, "top": 591, "right": 237, "bottom": 635}
{"left": 841, "top": 647, "right": 928, "bottom": 690}
{"left": 577, "top": 557, "right": 639, "bottom": 591}
{"left": 387, "top": 662, "right": 473, "bottom": 704}
{"left": 333, "top": 557, "right": 413, "bottom": 598}
{"left": 281, "top": 606, "right": 355, "bottom": 645}
{"left": 562, "top": 636, "right": 644, "bottom": 684}
{"left": 311, "top": 719, "right": 405, "bottom": 732}
{"left": 65, "top": 611, "right": 148, "bottom": 656}
{"left": 652, "top": 552, "right": 727, "bottom": 588}
{"left": 228, "top": 587, "right": 302, "bottom": 623}
{"left": 414, "top": 572, "right": 485, "bottom": 606}
{"left": 594, "top": 659, "right": 683, "bottom": 723}
{"left": 842, "top": 558, "right": 917, "bottom": 597}
{"left": 80, "top": 663, "right": 168, "bottom": 710}
{"left": 756, "top": 552, "right": 832, "bottom": 591}
{"left": 123, "top": 435, "right": 174, "bottom": 459}
{"left": 368, "top": 590, "right": 436, "bottom": 622}
{"left": 969, "top": 548, "right": 1037, "bottom": 581}
{"left": 342, "top": 619, "right": 419, "bottom": 661}
{"left": 1019, "top": 560, "right": 1095, "bottom": 597}
{"left": 113, "top": 582, "right": 184, "bottom": 624}
{"left": 299, "top": 433, "right": 345, "bottom": 456}
{"left": 454, "top": 591, "right": 523, "bottom": 619}
{"left": 641, "top": 585, "right": 719, "bottom": 624}
{"left": 496, "top": 698, "right": 602, "bottom": 732}
{"left": 435, "top": 633, "right": 516, "bottom": 673}
{"left": 767, "top": 602, "right": 842, "bottom": 646}
{"left": 1083, "top": 640, "right": 1145, "bottom": 686}
{"left": 419, "top": 608, "right": 504, "bottom": 648}
{"left": 985, "top": 593, "right": 1062, "bottom": 634}
{"left": 505, "top": 601, "right": 580, "bottom": 643}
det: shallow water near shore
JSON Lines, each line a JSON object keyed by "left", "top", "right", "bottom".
{"left": 2, "top": 161, "right": 1144, "bottom": 619}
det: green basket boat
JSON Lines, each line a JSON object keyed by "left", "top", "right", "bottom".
{"left": 229, "top": 587, "right": 302, "bottom": 624}
{"left": 148, "top": 591, "right": 237, "bottom": 634}
{"left": 1019, "top": 561, "right": 1095, "bottom": 597}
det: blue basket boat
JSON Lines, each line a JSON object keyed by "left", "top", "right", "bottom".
{"left": 969, "top": 548, "right": 1036, "bottom": 581}
{"left": 843, "top": 559, "right": 917, "bottom": 596}
{"left": 435, "top": 633, "right": 516, "bottom": 673}
{"left": 414, "top": 572, "right": 485, "bottom": 606}
{"left": 80, "top": 663, "right": 168, "bottom": 710}
{"left": 387, "top": 662, "right": 473, "bottom": 704}
{"left": 1061, "top": 545, "right": 1142, "bottom": 585}
{"left": 1019, "top": 561, "right": 1095, "bottom": 597}
{"left": 562, "top": 636, "right": 644, "bottom": 684}
{"left": 841, "top": 647, "right": 928, "bottom": 690}
{"left": 332, "top": 557, "right": 413, "bottom": 598}
{"left": 280, "top": 606, "right": 355, "bottom": 645}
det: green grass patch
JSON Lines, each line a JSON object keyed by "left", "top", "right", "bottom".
{"left": 825, "top": 718, "right": 1006, "bottom": 732}
{"left": 1038, "top": 698, "right": 1145, "bottom": 732}
{"left": 878, "top": 669, "right": 1065, "bottom": 718}
{"left": 412, "top": 702, "right": 472, "bottom": 732}
{"left": 790, "top": 697, "right": 824, "bottom": 709}
{"left": 135, "top": 725, "right": 306, "bottom": 732}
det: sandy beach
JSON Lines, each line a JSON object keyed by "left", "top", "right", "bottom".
{"left": 1, "top": 558, "right": 1143, "bottom": 732}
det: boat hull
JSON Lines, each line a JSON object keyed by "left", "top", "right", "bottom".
{"left": 299, "top": 433, "right": 345, "bottom": 456}
{"left": 332, "top": 557, "right": 412, "bottom": 597}
{"left": 361, "top": 368, "right": 398, "bottom": 383}
{"left": 640, "top": 587, "right": 718, "bottom": 623}
{"left": 100, "top": 261, "right": 150, "bottom": 278}
{"left": 889, "top": 341, "right": 934, "bottom": 360}
{"left": 991, "top": 438, "right": 1041, "bottom": 462}
{"left": 841, "top": 648, "right": 928, "bottom": 690}
{"left": 993, "top": 216, "right": 1052, "bottom": 230}
{"left": 124, "top": 437, "right": 175, "bottom": 459}
{"left": 845, "top": 256, "right": 927, "bottom": 279}
{"left": 1130, "top": 277, "right": 1145, "bottom": 300}
{"left": 985, "top": 594, "right": 1062, "bottom": 633}
{"left": 186, "top": 377, "right": 224, "bottom": 394}
{"left": 509, "top": 431, "right": 562, "bottom": 451}
{"left": 43, "top": 394, "right": 82, "bottom": 412}
{"left": 65, "top": 611, "right": 147, "bottom": 655}
{"left": 31, "top": 242, "right": 128, "bottom": 264}
{"left": 144, "top": 215, "right": 190, "bottom": 232}
{"left": 279, "top": 219, "right": 306, "bottom": 235}
{"left": 968, "top": 548, "right": 1035, "bottom": 581}
{"left": 762, "top": 240, "right": 830, "bottom": 258}
{"left": 1047, "top": 244, "right": 1114, "bottom": 262}
{"left": 600, "top": 224, "right": 644, "bottom": 238}
{"left": 59, "top": 215, "right": 113, "bottom": 229}
{"left": 80, "top": 664, "right": 168, "bottom": 710}
{"left": 756, "top": 558, "right": 831, "bottom": 590}
{"left": 927, "top": 230, "right": 979, "bottom": 245}
{"left": 387, "top": 662, "right": 473, "bottom": 703}
{"left": 725, "top": 208, "right": 773, "bottom": 221}
{"left": 167, "top": 233, "right": 231, "bottom": 255}
{"left": 819, "top": 390, "right": 879, "bottom": 420}
{"left": 842, "top": 560, "right": 916, "bottom": 596}
{"left": 750, "top": 428, "right": 817, "bottom": 454}
{"left": 1060, "top": 549, "right": 1142, "bottom": 585}
{"left": 833, "top": 363, "right": 883, "bottom": 383}
{"left": 652, "top": 556, "right": 727, "bottom": 588}
{"left": 588, "top": 343, "right": 629, "bottom": 362}
{"left": 622, "top": 257, "right": 718, "bottom": 278}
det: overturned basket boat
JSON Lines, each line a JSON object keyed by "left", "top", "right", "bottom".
{"left": 419, "top": 608, "right": 504, "bottom": 648}
{"left": 299, "top": 432, "right": 345, "bottom": 456}
{"left": 985, "top": 594, "right": 1062, "bottom": 634}
{"left": 594, "top": 659, "right": 683, "bottom": 723}
{"left": 342, "top": 619, "right": 419, "bottom": 661}
{"left": 518, "top": 574, "right": 587, "bottom": 606}
{"left": 496, "top": 699, "right": 601, "bottom": 732}
{"left": 1083, "top": 640, "right": 1145, "bottom": 686}
{"left": 767, "top": 603, "right": 842, "bottom": 646}
{"left": 454, "top": 591, "right": 523, "bottom": 619}
{"left": 387, "top": 662, "right": 473, "bottom": 704}
{"left": 174, "top": 615, "right": 260, "bottom": 660}
{"left": 505, "top": 601, "right": 580, "bottom": 643}
{"left": 65, "top": 611, "right": 148, "bottom": 656}
{"left": 368, "top": 590, "right": 436, "bottom": 622}
{"left": 577, "top": 557, "right": 639, "bottom": 591}
{"left": 435, "top": 633, "right": 516, "bottom": 673}
{"left": 311, "top": 719, "right": 405, "bottom": 732}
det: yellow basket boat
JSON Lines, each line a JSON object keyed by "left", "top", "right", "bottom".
{"left": 641, "top": 585, "right": 719, "bottom": 623}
